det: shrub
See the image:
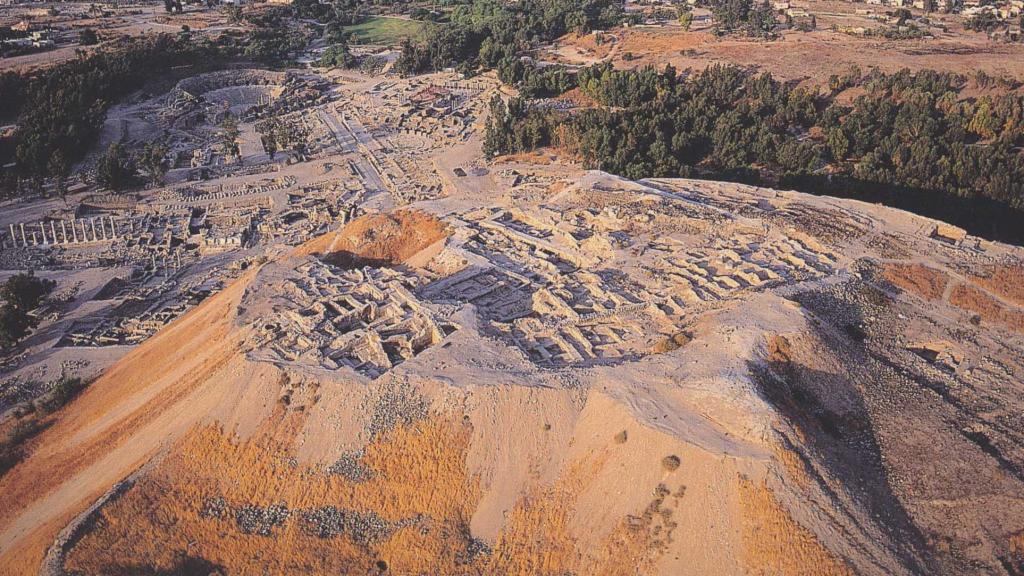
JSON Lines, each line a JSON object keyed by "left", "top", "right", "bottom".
{"left": 39, "top": 375, "right": 87, "bottom": 413}
{"left": 661, "top": 455, "right": 681, "bottom": 471}
{"left": 79, "top": 28, "right": 99, "bottom": 45}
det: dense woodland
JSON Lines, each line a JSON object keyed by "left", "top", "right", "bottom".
{"left": 393, "top": 0, "right": 626, "bottom": 75}
{"left": 486, "top": 64, "right": 1024, "bottom": 242}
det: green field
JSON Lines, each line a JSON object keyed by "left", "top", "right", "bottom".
{"left": 343, "top": 17, "right": 430, "bottom": 45}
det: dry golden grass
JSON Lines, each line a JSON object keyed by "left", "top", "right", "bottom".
{"left": 616, "top": 28, "right": 710, "bottom": 56}
{"left": 950, "top": 284, "right": 1024, "bottom": 333}
{"left": 65, "top": 410, "right": 482, "bottom": 575}
{"left": 739, "top": 477, "right": 853, "bottom": 576}
{"left": 880, "top": 263, "right": 949, "bottom": 301}
{"left": 589, "top": 487, "right": 678, "bottom": 576}
{"left": 486, "top": 452, "right": 677, "bottom": 576}
{"left": 63, "top": 410, "right": 680, "bottom": 575}
{"left": 878, "top": 261, "right": 1024, "bottom": 333}
{"left": 967, "top": 264, "right": 1024, "bottom": 308}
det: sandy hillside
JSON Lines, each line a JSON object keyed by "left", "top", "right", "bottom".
{"left": 1, "top": 175, "right": 1023, "bottom": 575}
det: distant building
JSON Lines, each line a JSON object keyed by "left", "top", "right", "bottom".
{"left": 931, "top": 223, "right": 967, "bottom": 245}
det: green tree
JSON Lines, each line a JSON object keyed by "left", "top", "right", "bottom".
{"left": 324, "top": 22, "right": 349, "bottom": 45}
{"left": 319, "top": 42, "right": 355, "bottom": 68}
{"left": 140, "top": 141, "right": 169, "bottom": 185}
{"left": 0, "top": 271, "right": 55, "bottom": 349}
{"left": 712, "top": 0, "right": 752, "bottom": 30}
{"left": 96, "top": 142, "right": 136, "bottom": 191}
{"left": 261, "top": 135, "right": 278, "bottom": 159}
{"left": 225, "top": 4, "right": 242, "bottom": 23}
{"left": 220, "top": 116, "right": 240, "bottom": 160}
{"left": 745, "top": 0, "right": 778, "bottom": 37}
{"left": 484, "top": 95, "right": 510, "bottom": 158}
{"left": 679, "top": 10, "right": 693, "bottom": 31}
{"left": 46, "top": 151, "right": 70, "bottom": 202}
{"left": 79, "top": 28, "right": 99, "bottom": 46}
{"left": 0, "top": 305, "right": 33, "bottom": 349}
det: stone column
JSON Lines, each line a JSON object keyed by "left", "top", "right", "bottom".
{"left": 109, "top": 216, "right": 117, "bottom": 240}
{"left": 39, "top": 222, "right": 47, "bottom": 245}
{"left": 91, "top": 218, "right": 98, "bottom": 242}
{"left": 9, "top": 224, "right": 15, "bottom": 247}
{"left": 61, "top": 220, "right": 67, "bottom": 243}
{"left": 31, "top": 231, "right": 37, "bottom": 245}
{"left": 81, "top": 220, "right": 88, "bottom": 242}
{"left": 20, "top": 223, "right": 27, "bottom": 247}
{"left": 50, "top": 221, "right": 57, "bottom": 244}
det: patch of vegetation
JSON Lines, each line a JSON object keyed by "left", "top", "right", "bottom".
{"left": 110, "top": 555, "right": 226, "bottom": 576}
{"left": 79, "top": 27, "right": 99, "bottom": 46}
{"left": 256, "top": 116, "right": 310, "bottom": 159}
{"left": 243, "top": 23, "right": 311, "bottom": 64}
{"left": 485, "top": 64, "right": 1024, "bottom": 244}
{"left": 496, "top": 60, "right": 577, "bottom": 99}
{"left": 870, "top": 24, "right": 929, "bottom": 39}
{"left": 0, "top": 271, "right": 55, "bottom": 349}
{"left": 394, "top": 0, "right": 624, "bottom": 75}
{"left": 38, "top": 374, "right": 88, "bottom": 414}
{"left": 318, "top": 39, "right": 357, "bottom": 69}
{"left": 344, "top": 16, "right": 429, "bottom": 45}
{"left": 711, "top": 0, "right": 778, "bottom": 38}
{"left": 0, "top": 417, "right": 49, "bottom": 476}
{"left": 96, "top": 141, "right": 138, "bottom": 191}
{"left": 0, "top": 369, "right": 90, "bottom": 477}
{"left": 965, "top": 11, "right": 1002, "bottom": 33}
{"left": 0, "top": 71, "right": 28, "bottom": 124}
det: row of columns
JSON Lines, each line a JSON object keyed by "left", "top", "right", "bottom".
{"left": 150, "top": 250, "right": 183, "bottom": 278}
{"left": 6, "top": 216, "right": 119, "bottom": 248}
